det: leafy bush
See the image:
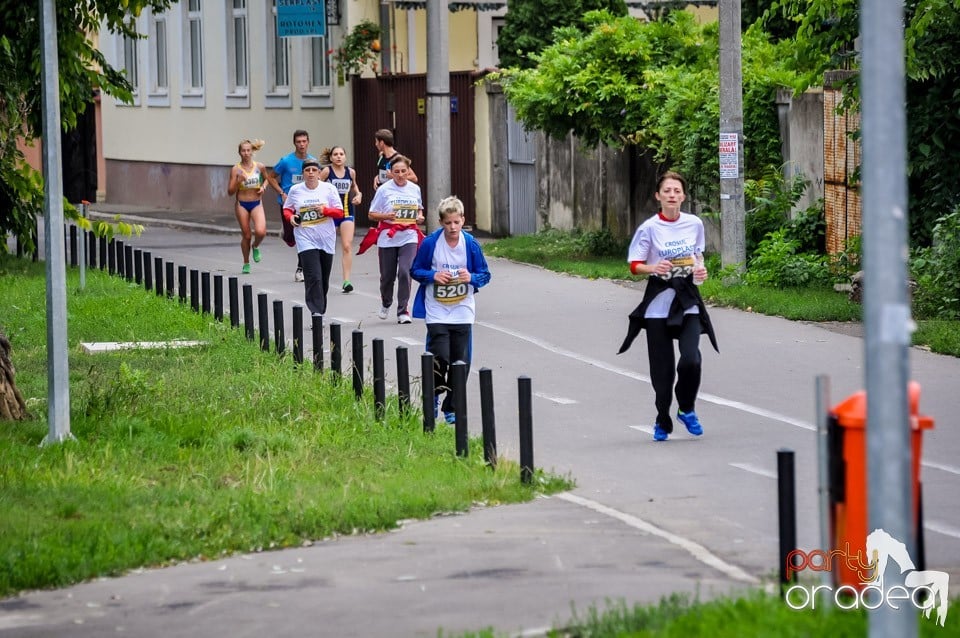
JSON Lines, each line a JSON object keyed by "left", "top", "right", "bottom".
{"left": 572, "top": 228, "right": 628, "bottom": 257}
{"left": 744, "top": 169, "right": 809, "bottom": 259}
{"left": 784, "top": 200, "right": 826, "bottom": 254}
{"left": 911, "top": 207, "right": 960, "bottom": 319}
{"left": 745, "top": 229, "right": 833, "bottom": 288}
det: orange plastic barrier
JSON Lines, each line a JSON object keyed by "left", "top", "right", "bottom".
{"left": 829, "top": 381, "right": 934, "bottom": 588}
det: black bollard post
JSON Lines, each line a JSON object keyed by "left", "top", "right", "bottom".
{"left": 108, "top": 239, "right": 116, "bottom": 275}
{"left": 778, "top": 449, "right": 798, "bottom": 594}
{"left": 154, "top": 257, "right": 164, "bottom": 296}
{"left": 451, "top": 361, "right": 468, "bottom": 457}
{"left": 213, "top": 275, "right": 223, "bottom": 321}
{"left": 69, "top": 225, "right": 78, "bottom": 267}
{"left": 117, "top": 241, "right": 126, "bottom": 278}
{"left": 99, "top": 235, "right": 107, "bottom": 270}
{"left": 242, "top": 284, "right": 254, "bottom": 341}
{"left": 228, "top": 277, "right": 239, "bottom": 327}
{"left": 124, "top": 246, "right": 134, "bottom": 282}
{"left": 312, "top": 314, "right": 324, "bottom": 371}
{"left": 166, "top": 262, "right": 174, "bottom": 298}
{"left": 273, "top": 299, "right": 285, "bottom": 356}
{"left": 134, "top": 249, "right": 143, "bottom": 284}
{"left": 518, "top": 376, "right": 534, "bottom": 484}
{"left": 396, "top": 346, "right": 410, "bottom": 415}
{"left": 292, "top": 306, "right": 304, "bottom": 365}
{"left": 190, "top": 269, "right": 199, "bottom": 312}
{"left": 421, "top": 352, "right": 435, "bottom": 433}
{"left": 258, "top": 293, "right": 270, "bottom": 352}
{"left": 88, "top": 230, "right": 97, "bottom": 268}
{"left": 142, "top": 251, "right": 153, "bottom": 292}
{"left": 351, "top": 330, "right": 364, "bottom": 400}
{"left": 201, "top": 271, "right": 211, "bottom": 315}
{"left": 373, "top": 339, "right": 386, "bottom": 421}
{"left": 178, "top": 265, "right": 187, "bottom": 303}
{"left": 479, "top": 368, "right": 497, "bottom": 468}
{"left": 330, "top": 323, "right": 341, "bottom": 377}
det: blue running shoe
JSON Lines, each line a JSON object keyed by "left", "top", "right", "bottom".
{"left": 653, "top": 423, "right": 669, "bottom": 442}
{"left": 444, "top": 411, "right": 456, "bottom": 425}
{"left": 678, "top": 410, "right": 703, "bottom": 436}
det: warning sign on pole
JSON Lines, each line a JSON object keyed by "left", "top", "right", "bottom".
{"left": 719, "top": 132, "right": 739, "bottom": 179}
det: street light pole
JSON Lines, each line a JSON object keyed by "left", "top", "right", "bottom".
{"left": 861, "top": 1, "right": 915, "bottom": 636}
{"left": 425, "top": 0, "right": 450, "bottom": 233}
{"left": 718, "top": 0, "right": 746, "bottom": 268}
{"left": 39, "top": 0, "right": 72, "bottom": 444}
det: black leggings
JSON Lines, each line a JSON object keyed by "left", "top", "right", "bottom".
{"left": 645, "top": 314, "right": 702, "bottom": 433}
{"left": 300, "top": 249, "right": 334, "bottom": 315}
{"left": 426, "top": 323, "right": 472, "bottom": 414}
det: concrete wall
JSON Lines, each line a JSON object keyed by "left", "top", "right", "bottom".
{"left": 485, "top": 83, "right": 510, "bottom": 236}
{"left": 777, "top": 88, "right": 825, "bottom": 213}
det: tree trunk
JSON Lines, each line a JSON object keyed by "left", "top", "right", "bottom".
{"left": 1, "top": 330, "right": 28, "bottom": 420}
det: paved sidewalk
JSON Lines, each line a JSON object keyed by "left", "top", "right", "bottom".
{"left": 0, "top": 498, "right": 754, "bottom": 638}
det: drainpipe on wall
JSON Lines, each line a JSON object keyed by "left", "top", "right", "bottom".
{"left": 379, "top": 2, "right": 391, "bottom": 74}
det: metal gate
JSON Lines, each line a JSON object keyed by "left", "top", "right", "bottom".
{"left": 506, "top": 104, "right": 537, "bottom": 235}
{"left": 352, "top": 72, "right": 475, "bottom": 227}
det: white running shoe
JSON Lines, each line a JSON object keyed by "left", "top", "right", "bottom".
{"left": 398, "top": 313, "right": 412, "bottom": 324}
{"left": 378, "top": 306, "right": 389, "bottom": 320}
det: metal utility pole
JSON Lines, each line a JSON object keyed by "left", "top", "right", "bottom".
{"left": 718, "top": 0, "right": 746, "bottom": 268}
{"left": 39, "top": 0, "right": 72, "bottom": 444}
{"left": 861, "top": 0, "right": 914, "bottom": 636}
{"left": 425, "top": 0, "right": 450, "bottom": 233}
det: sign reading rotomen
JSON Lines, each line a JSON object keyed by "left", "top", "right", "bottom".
{"left": 784, "top": 529, "right": 949, "bottom": 627}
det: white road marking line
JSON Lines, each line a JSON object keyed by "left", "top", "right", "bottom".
{"left": 729, "top": 463, "right": 777, "bottom": 480}
{"left": 329, "top": 316, "right": 354, "bottom": 324}
{"left": 476, "top": 320, "right": 814, "bottom": 431}
{"left": 924, "top": 520, "right": 960, "bottom": 540}
{"left": 629, "top": 425, "right": 653, "bottom": 435}
{"left": 534, "top": 392, "right": 578, "bottom": 405}
{"left": 555, "top": 492, "right": 759, "bottom": 584}
{"left": 394, "top": 336, "right": 423, "bottom": 347}
{"left": 922, "top": 460, "right": 960, "bottom": 476}
{"left": 479, "top": 320, "right": 955, "bottom": 472}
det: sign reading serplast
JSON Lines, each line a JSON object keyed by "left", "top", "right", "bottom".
{"left": 785, "top": 528, "right": 949, "bottom": 627}
{"left": 277, "top": 0, "right": 326, "bottom": 37}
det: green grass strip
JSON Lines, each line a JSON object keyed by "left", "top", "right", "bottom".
{"left": 0, "top": 255, "right": 571, "bottom": 596}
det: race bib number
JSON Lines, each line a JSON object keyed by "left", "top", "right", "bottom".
{"left": 299, "top": 206, "right": 329, "bottom": 227}
{"left": 394, "top": 204, "right": 419, "bottom": 224}
{"left": 434, "top": 281, "right": 468, "bottom": 304}
{"left": 242, "top": 175, "right": 260, "bottom": 190}
{"left": 293, "top": 175, "right": 303, "bottom": 184}
{"left": 656, "top": 255, "right": 695, "bottom": 280}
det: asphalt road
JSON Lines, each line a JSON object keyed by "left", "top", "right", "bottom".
{"left": 4, "top": 216, "right": 958, "bottom": 636}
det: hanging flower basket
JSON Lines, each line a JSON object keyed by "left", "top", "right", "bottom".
{"left": 331, "top": 20, "right": 382, "bottom": 77}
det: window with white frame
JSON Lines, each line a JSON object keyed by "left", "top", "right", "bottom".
{"left": 301, "top": 35, "right": 332, "bottom": 108}
{"left": 182, "top": 0, "right": 204, "bottom": 107}
{"left": 265, "top": 0, "right": 291, "bottom": 108}
{"left": 119, "top": 31, "right": 140, "bottom": 106}
{"left": 147, "top": 11, "right": 169, "bottom": 106}
{"left": 225, "top": 0, "right": 249, "bottom": 106}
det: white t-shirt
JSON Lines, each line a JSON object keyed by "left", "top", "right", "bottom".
{"left": 368, "top": 180, "right": 422, "bottom": 248}
{"left": 627, "top": 212, "right": 705, "bottom": 319}
{"left": 424, "top": 234, "right": 475, "bottom": 324}
{"left": 282, "top": 181, "right": 343, "bottom": 254}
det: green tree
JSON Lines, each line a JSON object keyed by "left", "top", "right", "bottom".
{"left": 777, "top": 0, "right": 960, "bottom": 246}
{"left": 496, "top": 0, "right": 628, "bottom": 70}
{"left": 0, "top": 0, "right": 171, "bottom": 256}
{"left": 495, "top": 10, "right": 822, "bottom": 211}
